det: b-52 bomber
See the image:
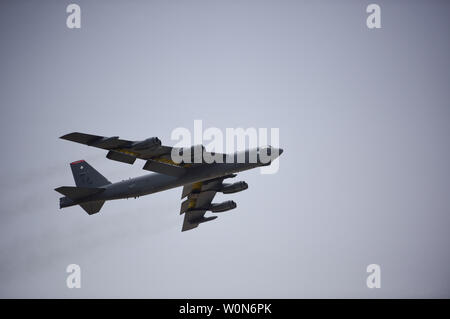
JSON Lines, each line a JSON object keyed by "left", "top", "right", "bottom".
{"left": 55, "top": 132, "right": 283, "bottom": 231}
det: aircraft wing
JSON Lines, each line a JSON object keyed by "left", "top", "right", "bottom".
{"left": 60, "top": 132, "right": 188, "bottom": 176}
{"left": 180, "top": 175, "right": 237, "bottom": 231}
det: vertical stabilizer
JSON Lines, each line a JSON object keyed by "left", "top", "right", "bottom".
{"left": 70, "top": 160, "right": 111, "bottom": 188}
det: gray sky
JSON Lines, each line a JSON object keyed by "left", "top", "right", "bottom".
{"left": 0, "top": 0, "right": 449, "bottom": 298}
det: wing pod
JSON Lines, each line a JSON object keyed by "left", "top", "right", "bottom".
{"left": 106, "top": 150, "right": 137, "bottom": 164}
{"left": 131, "top": 137, "right": 161, "bottom": 150}
{"left": 221, "top": 181, "right": 248, "bottom": 194}
{"left": 209, "top": 200, "right": 237, "bottom": 213}
{"left": 88, "top": 136, "right": 120, "bottom": 148}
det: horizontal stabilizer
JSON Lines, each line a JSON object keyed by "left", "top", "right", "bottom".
{"left": 55, "top": 186, "right": 104, "bottom": 201}
{"left": 79, "top": 200, "right": 105, "bottom": 215}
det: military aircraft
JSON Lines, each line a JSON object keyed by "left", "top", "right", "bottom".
{"left": 55, "top": 132, "right": 283, "bottom": 231}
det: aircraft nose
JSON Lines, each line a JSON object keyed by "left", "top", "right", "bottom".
{"left": 279, "top": 148, "right": 284, "bottom": 155}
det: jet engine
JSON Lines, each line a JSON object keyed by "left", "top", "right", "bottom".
{"left": 132, "top": 137, "right": 161, "bottom": 150}
{"left": 221, "top": 181, "right": 248, "bottom": 194}
{"left": 209, "top": 200, "right": 237, "bottom": 213}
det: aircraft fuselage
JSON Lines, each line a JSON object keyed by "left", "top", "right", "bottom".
{"left": 61, "top": 151, "right": 265, "bottom": 208}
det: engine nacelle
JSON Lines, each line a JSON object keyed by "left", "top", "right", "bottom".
{"left": 221, "top": 181, "right": 248, "bottom": 194}
{"left": 132, "top": 137, "right": 161, "bottom": 150}
{"left": 177, "top": 144, "right": 205, "bottom": 155}
{"left": 209, "top": 200, "right": 237, "bottom": 213}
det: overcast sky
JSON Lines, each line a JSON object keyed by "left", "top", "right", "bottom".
{"left": 1, "top": 0, "right": 449, "bottom": 298}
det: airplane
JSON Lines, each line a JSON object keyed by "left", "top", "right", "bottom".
{"left": 55, "top": 132, "right": 283, "bottom": 231}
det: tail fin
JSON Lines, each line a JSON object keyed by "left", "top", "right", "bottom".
{"left": 56, "top": 160, "right": 110, "bottom": 215}
{"left": 70, "top": 160, "right": 111, "bottom": 187}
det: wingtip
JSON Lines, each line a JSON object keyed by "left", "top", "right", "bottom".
{"left": 59, "top": 132, "right": 75, "bottom": 140}
{"left": 54, "top": 186, "right": 66, "bottom": 195}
